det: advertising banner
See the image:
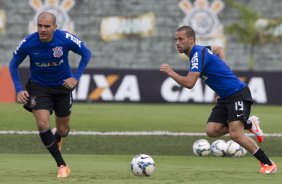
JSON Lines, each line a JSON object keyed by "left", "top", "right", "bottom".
{"left": 16, "top": 68, "right": 282, "bottom": 105}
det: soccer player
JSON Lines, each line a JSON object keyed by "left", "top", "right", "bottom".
{"left": 160, "top": 25, "right": 277, "bottom": 174}
{"left": 9, "top": 12, "right": 92, "bottom": 177}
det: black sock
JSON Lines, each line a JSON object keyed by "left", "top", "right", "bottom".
{"left": 253, "top": 148, "right": 272, "bottom": 165}
{"left": 39, "top": 129, "right": 66, "bottom": 167}
{"left": 54, "top": 131, "right": 62, "bottom": 143}
{"left": 244, "top": 119, "right": 252, "bottom": 130}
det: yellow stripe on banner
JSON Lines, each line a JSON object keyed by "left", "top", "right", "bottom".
{"left": 88, "top": 75, "right": 119, "bottom": 100}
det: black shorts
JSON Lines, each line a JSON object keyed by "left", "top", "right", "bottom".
{"left": 208, "top": 86, "right": 253, "bottom": 125}
{"left": 23, "top": 80, "right": 73, "bottom": 117}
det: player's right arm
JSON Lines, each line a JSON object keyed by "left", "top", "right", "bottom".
{"left": 160, "top": 63, "right": 200, "bottom": 89}
{"left": 9, "top": 39, "right": 29, "bottom": 104}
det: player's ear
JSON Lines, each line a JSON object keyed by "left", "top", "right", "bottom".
{"left": 188, "top": 37, "right": 195, "bottom": 45}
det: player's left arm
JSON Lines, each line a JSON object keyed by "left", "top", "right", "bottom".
{"left": 70, "top": 41, "right": 92, "bottom": 81}
{"left": 64, "top": 33, "right": 92, "bottom": 88}
{"left": 160, "top": 64, "right": 200, "bottom": 89}
{"left": 209, "top": 45, "right": 225, "bottom": 60}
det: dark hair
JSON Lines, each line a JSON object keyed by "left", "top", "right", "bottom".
{"left": 176, "top": 26, "right": 195, "bottom": 39}
{"left": 37, "top": 11, "right": 56, "bottom": 25}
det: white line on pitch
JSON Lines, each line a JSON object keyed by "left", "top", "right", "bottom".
{"left": 0, "top": 130, "right": 282, "bottom": 137}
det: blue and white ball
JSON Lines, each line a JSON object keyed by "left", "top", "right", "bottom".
{"left": 192, "top": 139, "right": 211, "bottom": 156}
{"left": 226, "top": 140, "right": 248, "bottom": 157}
{"left": 211, "top": 140, "right": 227, "bottom": 157}
{"left": 131, "top": 154, "right": 155, "bottom": 176}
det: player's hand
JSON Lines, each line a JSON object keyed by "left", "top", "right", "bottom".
{"left": 63, "top": 77, "right": 78, "bottom": 89}
{"left": 17, "top": 91, "right": 29, "bottom": 104}
{"left": 160, "top": 63, "right": 173, "bottom": 75}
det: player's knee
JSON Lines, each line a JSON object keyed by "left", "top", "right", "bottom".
{"left": 58, "top": 130, "right": 69, "bottom": 137}
{"left": 57, "top": 126, "right": 70, "bottom": 137}
{"left": 36, "top": 120, "right": 50, "bottom": 131}
{"left": 206, "top": 129, "right": 218, "bottom": 137}
{"left": 229, "top": 131, "right": 241, "bottom": 142}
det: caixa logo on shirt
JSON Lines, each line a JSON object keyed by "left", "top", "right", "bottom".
{"left": 53, "top": 47, "right": 63, "bottom": 58}
{"left": 35, "top": 60, "right": 64, "bottom": 67}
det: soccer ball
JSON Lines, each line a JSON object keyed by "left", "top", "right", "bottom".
{"left": 211, "top": 140, "right": 227, "bottom": 157}
{"left": 192, "top": 139, "right": 211, "bottom": 156}
{"left": 226, "top": 140, "right": 248, "bottom": 157}
{"left": 131, "top": 154, "right": 155, "bottom": 176}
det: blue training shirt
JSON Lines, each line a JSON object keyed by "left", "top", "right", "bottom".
{"left": 9, "top": 29, "right": 92, "bottom": 93}
{"left": 189, "top": 45, "right": 246, "bottom": 99}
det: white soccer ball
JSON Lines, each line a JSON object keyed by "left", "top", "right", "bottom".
{"left": 211, "top": 140, "right": 227, "bottom": 157}
{"left": 131, "top": 154, "right": 155, "bottom": 176}
{"left": 192, "top": 139, "right": 211, "bottom": 156}
{"left": 226, "top": 140, "right": 248, "bottom": 157}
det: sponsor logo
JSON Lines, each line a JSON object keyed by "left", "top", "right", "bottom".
{"left": 236, "top": 114, "right": 243, "bottom": 118}
{"left": 100, "top": 12, "right": 156, "bottom": 42}
{"left": 65, "top": 33, "right": 81, "bottom": 47}
{"left": 161, "top": 78, "right": 215, "bottom": 103}
{"left": 178, "top": 0, "right": 225, "bottom": 46}
{"left": 35, "top": 60, "right": 64, "bottom": 67}
{"left": 161, "top": 77, "right": 267, "bottom": 103}
{"left": 28, "top": 0, "right": 75, "bottom": 33}
{"left": 72, "top": 74, "right": 141, "bottom": 102}
{"left": 191, "top": 52, "right": 199, "bottom": 69}
{"left": 52, "top": 46, "right": 63, "bottom": 58}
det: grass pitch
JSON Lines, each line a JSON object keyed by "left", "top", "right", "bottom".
{"left": 0, "top": 154, "right": 281, "bottom": 184}
{"left": 0, "top": 103, "right": 282, "bottom": 183}
{"left": 1, "top": 103, "right": 282, "bottom": 156}
{"left": 1, "top": 103, "right": 282, "bottom": 133}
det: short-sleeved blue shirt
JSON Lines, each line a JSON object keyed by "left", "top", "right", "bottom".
{"left": 189, "top": 45, "right": 246, "bottom": 99}
{"left": 9, "top": 30, "right": 91, "bottom": 93}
